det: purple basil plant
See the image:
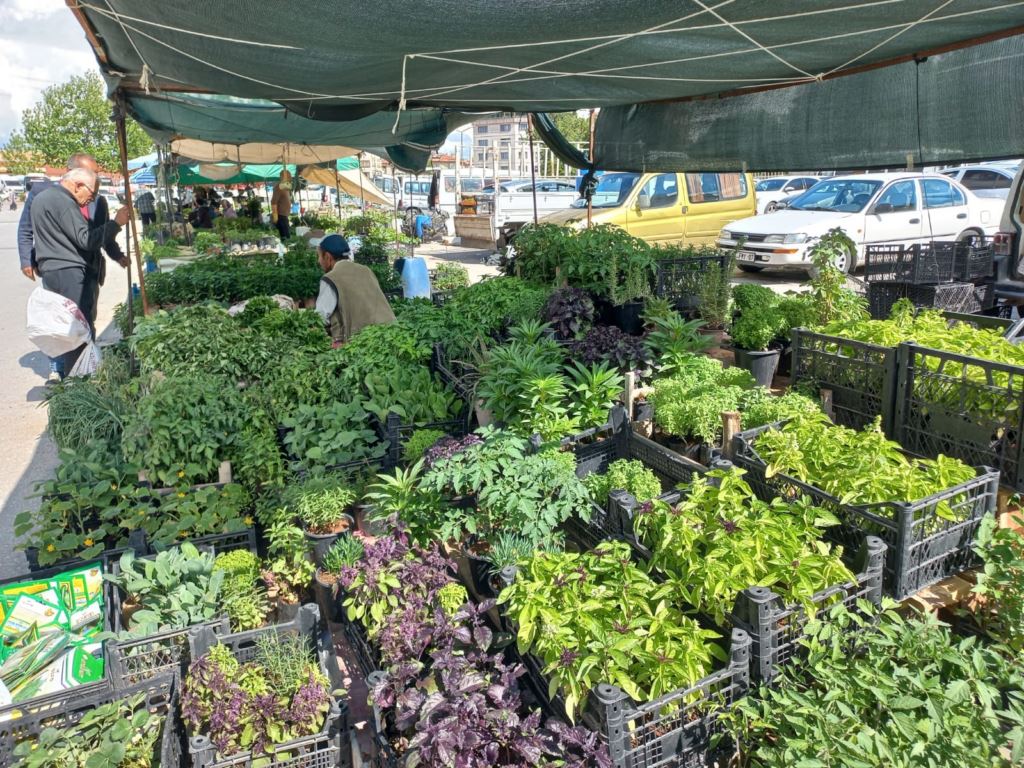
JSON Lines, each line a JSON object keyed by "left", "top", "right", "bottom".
{"left": 423, "top": 433, "right": 483, "bottom": 469}
{"left": 572, "top": 324, "right": 652, "bottom": 373}
{"left": 542, "top": 287, "right": 596, "bottom": 340}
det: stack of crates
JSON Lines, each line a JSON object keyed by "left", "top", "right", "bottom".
{"left": 864, "top": 241, "right": 994, "bottom": 319}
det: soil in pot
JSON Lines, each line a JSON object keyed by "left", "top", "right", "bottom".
{"left": 305, "top": 514, "right": 354, "bottom": 566}
{"left": 732, "top": 347, "right": 781, "bottom": 389}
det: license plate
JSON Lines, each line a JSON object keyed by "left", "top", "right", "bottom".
{"left": 736, "top": 252, "right": 758, "bottom": 263}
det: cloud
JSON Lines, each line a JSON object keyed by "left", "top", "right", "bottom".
{"left": 0, "top": 0, "right": 98, "bottom": 142}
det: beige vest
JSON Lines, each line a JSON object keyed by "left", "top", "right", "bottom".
{"left": 322, "top": 261, "right": 396, "bottom": 343}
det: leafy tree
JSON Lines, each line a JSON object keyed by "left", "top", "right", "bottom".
{"left": 551, "top": 111, "right": 591, "bottom": 144}
{"left": 2, "top": 71, "right": 151, "bottom": 173}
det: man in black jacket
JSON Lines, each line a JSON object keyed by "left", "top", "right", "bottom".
{"left": 18, "top": 153, "right": 129, "bottom": 379}
{"left": 30, "top": 167, "right": 129, "bottom": 374}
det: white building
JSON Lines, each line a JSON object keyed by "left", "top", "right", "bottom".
{"left": 472, "top": 114, "right": 531, "bottom": 177}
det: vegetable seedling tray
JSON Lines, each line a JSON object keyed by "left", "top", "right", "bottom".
{"left": 731, "top": 420, "right": 999, "bottom": 599}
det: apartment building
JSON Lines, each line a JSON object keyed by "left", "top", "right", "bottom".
{"left": 471, "top": 114, "right": 531, "bottom": 176}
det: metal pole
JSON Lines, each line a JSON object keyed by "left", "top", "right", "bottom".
{"left": 115, "top": 102, "right": 150, "bottom": 316}
{"left": 391, "top": 166, "right": 400, "bottom": 250}
{"left": 334, "top": 164, "right": 343, "bottom": 219}
{"left": 587, "top": 109, "right": 596, "bottom": 228}
{"left": 527, "top": 114, "right": 539, "bottom": 225}
{"left": 357, "top": 152, "right": 365, "bottom": 211}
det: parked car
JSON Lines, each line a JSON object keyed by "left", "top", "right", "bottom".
{"left": 940, "top": 163, "right": 1020, "bottom": 199}
{"left": 992, "top": 164, "right": 1024, "bottom": 283}
{"left": 717, "top": 172, "right": 1003, "bottom": 274}
{"left": 540, "top": 171, "right": 757, "bottom": 245}
{"left": 754, "top": 175, "right": 819, "bottom": 214}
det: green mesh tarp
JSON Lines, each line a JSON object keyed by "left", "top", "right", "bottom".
{"left": 593, "top": 34, "right": 1024, "bottom": 171}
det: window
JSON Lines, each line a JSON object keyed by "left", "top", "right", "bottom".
{"left": 477, "top": 125, "right": 488, "bottom": 133}
{"left": 500, "top": 138, "right": 510, "bottom": 145}
{"left": 875, "top": 180, "right": 917, "bottom": 212}
{"left": 755, "top": 178, "right": 786, "bottom": 192}
{"left": 685, "top": 172, "right": 747, "bottom": 203}
{"left": 500, "top": 124, "right": 511, "bottom": 133}
{"left": 789, "top": 179, "right": 882, "bottom": 212}
{"left": 500, "top": 151, "right": 509, "bottom": 160}
{"left": 637, "top": 173, "right": 679, "bottom": 209}
{"left": 476, "top": 152, "right": 485, "bottom": 162}
{"left": 797, "top": 177, "right": 818, "bottom": 189}
{"left": 961, "top": 169, "right": 1013, "bottom": 190}
{"left": 478, "top": 139, "right": 488, "bottom": 147}
{"left": 921, "top": 178, "right": 962, "bottom": 208}
{"left": 575, "top": 172, "right": 640, "bottom": 209}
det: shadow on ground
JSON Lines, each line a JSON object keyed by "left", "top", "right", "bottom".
{"left": 19, "top": 350, "right": 50, "bottom": 378}
{"left": 0, "top": 432, "right": 58, "bottom": 580}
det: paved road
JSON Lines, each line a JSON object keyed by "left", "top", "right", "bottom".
{"left": 0, "top": 206, "right": 130, "bottom": 580}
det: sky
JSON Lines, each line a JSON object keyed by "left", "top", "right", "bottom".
{"left": 0, "top": 0, "right": 102, "bottom": 143}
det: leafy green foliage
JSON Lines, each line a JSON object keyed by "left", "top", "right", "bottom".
{"left": 730, "top": 305, "right": 785, "bottom": 351}
{"left": 44, "top": 377, "right": 126, "bottom": 461}
{"left": 732, "top": 284, "right": 778, "bottom": 314}
{"left": 651, "top": 356, "right": 756, "bottom": 442}
{"left": 697, "top": 259, "right": 733, "bottom": 329}
{"left": 727, "top": 604, "right": 1024, "bottom": 767}
{"left": 738, "top": 388, "right": 822, "bottom": 430}
{"left": 284, "top": 475, "right": 356, "bottom": 532}
{"left": 320, "top": 535, "right": 365, "bottom": 573}
{"left": 359, "top": 367, "right": 461, "bottom": 425}
{"left": 754, "top": 413, "right": 977, "bottom": 524}
{"left": 972, "top": 513, "right": 1024, "bottom": 654}
{"left": 12, "top": 692, "right": 165, "bottom": 768}
{"left": 214, "top": 549, "right": 268, "bottom": 631}
{"left": 805, "top": 228, "right": 868, "bottom": 325}
{"left": 584, "top": 459, "right": 662, "bottom": 505}
{"left": 644, "top": 313, "right": 714, "bottom": 374}
{"left": 634, "top": 469, "right": 852, "bottom": 625}
{"left": 499, "top": 542, "right": 724, "bottom": 722}
{"left": 144, "top": 484, "right": 252, "bottom": 551}
{"left": 432, "top": 262, "right": 470, "bottom": 292}
{"left": 282, "top": 401, "right": 386, "bottom": 474}
{"left": 404, "top": 429, "right": 446, "bottom": 463}
{"left": 107, "top": 542, "right": 223, "bottom": 637}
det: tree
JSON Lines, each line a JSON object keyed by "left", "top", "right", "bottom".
{"left": 551, "top": 111, "right": 591, "bottom": 145}
{"left": 2, "top": 71, "right": 151, "bottom": 173}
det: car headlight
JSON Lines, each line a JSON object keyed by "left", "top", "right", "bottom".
{"left": 764, "top": 233, "right": 808, "bottom": 244}
{"left": 719, "top": 229, "right": 733, "bottom": 240}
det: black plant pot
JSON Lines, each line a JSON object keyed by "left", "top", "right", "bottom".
{"left": 593, "top": 297, "right": 615, "bottom": 326}
{"left": 314, "top": 571, "right": 341, "bottom": 623}
{"left": 733, "top": 347, "right": 781, "bottom": 388}
{"left": 612, "top": 301, "right": 645, "bottom": 335}
{"left": 303, "top": 514, "right": 354, "bottom": 567}
{"left": 274, "top": 600, "right": 301, "bottom": 625}
{"left": 776, "top": 344, "right": 793, "bottom": 377}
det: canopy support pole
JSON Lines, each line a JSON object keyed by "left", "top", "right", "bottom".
{"left": 115, "top": 101, "right": 149, "bottom": 317}
{"left": 334, "top": 165, "right": 343, "bottom": 219}
{"left": 528, "top": 115, "right": 538, "bottom": 225}
{"left": 358, "top": 152, "right": 366, "bottom": 211}
{"left": 587, "top": 109, "right": 596, "bottom": 228}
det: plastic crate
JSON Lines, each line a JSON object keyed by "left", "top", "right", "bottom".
{"left": 0, "top": 675, "right": 182, "bottom": 768}
{"left": 868, "top": 281, "right": 980, "bottom": 320}
{"left": 954, "top": 243, "right": 994, "bottom": 282}
{"left": 731, "top": 421, "right": 999, "bottom": 600}
{"left": 106, "top": 530, "right": 254, "bottom": 687}
{"left": 894, "top": 342, "right": 1024, "bottom": 491}
{"left": 336, "top": 587, "right": 381, "bottom": 680}
{"left": 791, "top": 328, "right": 898, "bottom": 433}
{"left": 530, "top": 405, "right": 630, "bottom": 473}
{"left": 24, "top": 529, "right": 147, "bottom": 574}
{"left": 519, "top": 628, "right": 750, "bottom": 768}
{"left": 186, "top": 603, "right": 351, "bottom": 768}
{"left": 864, "top": 242, "right": 959, "bottom": 285}
{"left": 380, "top": 411, "right": 469, "bottom": 467}
{"left": 430, "top": 289, "right": 455, "bottom": 307}
{"left": 653, "top": 253, "right": 734, "bottom": 312}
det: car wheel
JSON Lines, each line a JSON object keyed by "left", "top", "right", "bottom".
{"left": 808, "top": 243, "right": 854, "bottom": 278}
{"left": 738, "top": 263, "right": 765, "bottom": 273}
{"left": 765, "top": 201, "right": 779, "bottom": 213}
{"left": 957, "top": 228, "right": 983, "bottom": 245}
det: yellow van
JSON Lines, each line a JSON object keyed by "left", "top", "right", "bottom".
{"left": 540, "top": 171, "right": 756, "bottom": 245}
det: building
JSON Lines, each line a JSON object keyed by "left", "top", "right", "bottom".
{"left": 471, "top": 114, "right": 531, "bottom": 177}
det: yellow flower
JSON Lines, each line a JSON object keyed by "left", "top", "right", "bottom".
{"left": 110, "top": 483, "right": 118, "bottom": 491}
{"left": 46, "top": 544, "right": 55, "bottom": 552}
{"left": 244, "top": 516, "right": 254, "bottom": 526}
{"left": 84, "top": 538, "right": 94, "bottom": 547}
{"left": 177, "top": 470, "right": 186, "bottom": 478}
{"left": 177, "top": 492, "right": 186, "bottom": 498}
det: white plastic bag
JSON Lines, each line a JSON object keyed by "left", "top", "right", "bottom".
{"left": 26, "top": 287, "right": 93, "bottom": 358}
{"left": 68, "top": 341, "right": 102, "bottom": 377}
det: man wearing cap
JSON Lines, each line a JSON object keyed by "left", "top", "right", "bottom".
{"left": 314, "top": 234, "right": 395, "bottom": 345}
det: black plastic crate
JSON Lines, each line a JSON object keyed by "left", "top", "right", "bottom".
{"left": 791, "top": 328, "right": 898, "bottom": 433}
{"left": 894, "top": 342, "right": 1024, "bottom": 491}
{"left": 864, "top": 242, "right": 959, "bottom": 285}
{"left": 430, "top": 289, "right": 455, "bottom": 307}
{"left": 106, "top": 530, "right": 255, "bottom": 687}
{"left": 653, "top": 253, "right": 733, "bottom": 312}
{"left": 380, "top": 411, "right": 469, "bottom": 467}
{"left": 731, "top": 421, "right": 999, "bottom": 600}
{"left": 868, "top": 281, "right": 980, "bottom": 319}
{"left": 24, "top": 529, "right": 147, "bottom": 574}
{"left": 0, "top": 675, "right": 182, "bottom": 768}
{"left": 336, "top": 587, "right": 381, "bottom": 680}
{"left": 186, "top": 603, "right": 351, "bottom": 768}
{"left": 953, "top": 243, "right": 994, "bottom": 282}
{"left": 531, "top": 405, "right": 630, "bottom": 471}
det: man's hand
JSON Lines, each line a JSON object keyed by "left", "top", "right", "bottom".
{"left": 113, "top": 207, "right": 131, "bottom": 226}
{"left": 21, "top": 266, "right": 36, "bottom": 281}
{"left": 118, "top": 256, "right": 130, "bottom": 268}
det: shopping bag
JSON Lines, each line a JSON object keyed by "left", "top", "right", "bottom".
{"left": 25, "top": 287, "right": 92, "bottom": 358}
{"left": 68, "top": 341, "right": 102, "bottom": 377}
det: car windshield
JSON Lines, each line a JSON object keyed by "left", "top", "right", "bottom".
{"left": 571, "top": 172, "right": 640, "bottom": 208}
{"left": 756, "top": 179, "right": 787, "bottom": 191}
{"left": 788, "top": 179, "right": 883, "bottom": 212}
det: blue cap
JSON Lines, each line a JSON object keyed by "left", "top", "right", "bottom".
{"left": 318, "top": 233, "right": 350, "bottom": 257}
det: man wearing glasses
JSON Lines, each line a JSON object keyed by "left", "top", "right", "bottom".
{"left": 28, "top": 165, "right": 130, "bottom": 376}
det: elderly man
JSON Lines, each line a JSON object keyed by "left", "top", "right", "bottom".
{"left": 31, "top": 167, "right": 130, "bottom": 374}
{"left": 314, "top": 234, "right": 395, "bottom": 346}
{"left": 19, "top": 153, "right": 130, "bottom": 379}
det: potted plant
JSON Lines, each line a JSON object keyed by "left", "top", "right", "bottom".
{"left": 729, "top": 305, "right": 785, "bottom": 387}
{"left": 287, "top": 476, "right": 357, "bottom": 566}
{"left": 212, "top": 548, "right": 270, "bottom": 631}
{"left": 314, "top": 535, "right": 365, "bottom": 623}
{"left": 608, "top": 249, "right": 655, "bottom": 335}
{"left": 697, "top": 260, "right": 732, "bottom": 346}
{"left": 541, "top": 287, "right": 596, "bottom": 340}
{"left": 261, "top": 520, "right": 315, "bottom": 623}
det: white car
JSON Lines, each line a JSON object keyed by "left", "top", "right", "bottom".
{"left": 718, "top": 172, "right": 1003, "bottom": 274}
{"left": 940, "top": 163, "right": 1020, "bottom": 200}
{"left": 753, "top": 175, "right": 820, "bottom": 214}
